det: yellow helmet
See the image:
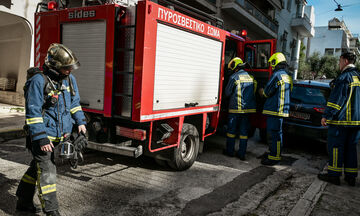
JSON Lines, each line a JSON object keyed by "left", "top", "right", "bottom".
{"left": 45, "top": 43, "right": 80, "bottom": 71}
{"left": 228, "top": 57, "right": 245, "bottom": 71}
{"left": 268, "top": 52, "right": 286, "bottom": 69}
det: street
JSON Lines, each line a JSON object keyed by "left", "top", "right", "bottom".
{"left": 2, "top": 131, "right": 358, "bottom": 216}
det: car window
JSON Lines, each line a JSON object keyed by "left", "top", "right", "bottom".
{"left": 291, "top": 85, "right": 329, "bottom": 105}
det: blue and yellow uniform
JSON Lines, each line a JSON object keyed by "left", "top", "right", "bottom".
{"left": 16, "top": 43, "right": 85, "bottom": 215}
{"left": 16, "top": 66, "right": 86, "bottom": 213}
{"left": 225, "top": 63, "right": 256, "bottom": 158}
{"left": 323, "top": 64, "right": 360, "bottom": 178}
{"left": 261, "top": 52, "right": 292, "bottom": 164}
{"left": 24, "top": 70, "right": 86, "bottom": 144}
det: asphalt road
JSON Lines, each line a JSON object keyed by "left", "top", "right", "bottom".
{"left": 0, "top": 132, "right": 359, "bottom": 216}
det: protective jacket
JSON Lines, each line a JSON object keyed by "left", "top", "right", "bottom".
{"left": 324, "top": 65, "right": 360, "bottom": 126}
{"left": 262, "top": 68, "right": 292, "bottom": 117}
{"left": 25, "top": 66, "right": 86, "bottom": 145}
{"left": 225, "top": 69, "right": 257, "bottom": 113}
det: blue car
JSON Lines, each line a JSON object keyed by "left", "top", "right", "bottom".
{"left": 283, "top": 80, "right": 331, "bottom": 143}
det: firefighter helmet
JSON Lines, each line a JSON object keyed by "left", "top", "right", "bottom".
{"left": 228, "top": 57, "right": 246, "bottom": 71}
{"left": 268, "top": 52, "right": 286, "bottom": 69}
{"left": 45, "top": 43, "right": 80, "bottom": 71}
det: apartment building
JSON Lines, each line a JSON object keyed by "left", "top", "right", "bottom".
{"left": 308, "top": 18, "right": 360, "bottom": 57}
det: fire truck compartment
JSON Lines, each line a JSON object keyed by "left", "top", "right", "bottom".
{"left": 153, "top": 23, "right": 222, "bottom": 110}
{"left": 62, "top": 21, "right": 107, "bottom": 111}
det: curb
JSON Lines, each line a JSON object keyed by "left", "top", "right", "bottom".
{"left": 288, "top": 178, "right": 327, "bottom": 216}
{"left": 0, "top": 128, "right": 26, "bottom": 141}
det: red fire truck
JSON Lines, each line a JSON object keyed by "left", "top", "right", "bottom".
{"left": 34, "top": 0, "right": 275, "bottom": 170}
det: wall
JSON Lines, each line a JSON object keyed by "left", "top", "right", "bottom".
{"left": 0, "top": 0, "right": 41, "bottom": 105}
{"left": 309, "top": 26, "right": 343, "bottom": 56}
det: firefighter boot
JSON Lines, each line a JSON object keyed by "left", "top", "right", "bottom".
{"left": 16, "top": 197, "right": 41, "bottom": 213}
{"left": 317, "top": 173, "right": 340, "bottom": 185}
{"left": 46, "top": 210, "right": 61, "bottom": 216}
{"left": 261, "top": 157, "right": 279, "bottom": 166}
{"left": 344, "top": 175, "right": 356, "bottom": 186}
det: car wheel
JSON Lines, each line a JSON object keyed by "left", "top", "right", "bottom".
{"left": 168, "top": 123, "right": 200, "bottom": 171}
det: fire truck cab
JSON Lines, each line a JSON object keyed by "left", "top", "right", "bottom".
{"left": 35, "top": 0, "right": 275, "bottom": 170}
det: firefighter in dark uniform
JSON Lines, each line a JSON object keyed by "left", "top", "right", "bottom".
{"left": 259, "top": 52, "right": 292, "bottom": 166}
{"left": 223, "top": 57, "right": 257, "bottom": 160}
{"left": 318, "top": 52, "right": 360, "bottom": 186}
{"left": 16, "top": 43, "right": 87, "bottom": 216}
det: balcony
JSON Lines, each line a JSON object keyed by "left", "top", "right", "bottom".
{"left": 222, "top": 0, "right": 278, "bottom": 38}
{"left": 290, "top": 14, "right": 315, "bottom": 37}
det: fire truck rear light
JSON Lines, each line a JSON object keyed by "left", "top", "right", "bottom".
{"left": 48, "top": 1, "right": 57, "bottom": 10}
{"left": 241, "top": 29, "right": 247, "bottom": 37}
{"left": 116, "top": 126, "right": 146, "bottom": 141}
{"left": 148, "top": 5, "right": 152, "bottom": 14}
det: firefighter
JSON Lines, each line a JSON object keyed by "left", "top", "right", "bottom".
{"left": 259, "top": 52, "right": 292, "bottom": 166}
{"left": 16, "top": 43, "right": 87, "bottom": 216}
{"left": 318, "top": 52, "right": 360, "bottom": 186}
{"left": 223, "top": 57, "right": 257, "bottom": 160}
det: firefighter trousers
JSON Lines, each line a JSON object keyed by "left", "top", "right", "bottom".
{"left": 226, "top": 113, "right": 249, "bottom": 157}
{"left": 16, "top": 140, "right": 59, "bottom": 212}
{"left": 327, "top": 126, "right": 360, "bottom": 178}
{"left": 266, "top": 116, "right": 283, "bottom": 161}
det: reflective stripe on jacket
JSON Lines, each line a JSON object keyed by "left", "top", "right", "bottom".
{"left": 25, "top": 72, "right": 86, "bottom": 142}
{"left": 225, "top": 70, "right": 256, "bottom": 113}
{"left": 324, "top": 66, "right": 360, "bottom": 126}
{"left": 262, "top": 69, "right": 292, "bottom": 117}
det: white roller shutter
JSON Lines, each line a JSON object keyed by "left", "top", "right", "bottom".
{"left": 62, "top": 21, "right": 106, "bottom": 111}
{"left": 153, "top": 23, "right": 222, "bottom": 110}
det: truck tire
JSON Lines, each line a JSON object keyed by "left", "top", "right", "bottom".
{"left": 168, "top": 123, "right": 200, "bottom": 171}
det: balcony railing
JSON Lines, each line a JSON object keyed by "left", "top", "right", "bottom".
{"left": 232, "top": 0, "right": 278, "bottom": 33}
{"left": 291, "top": 13, "right": 314, "bottom": 37}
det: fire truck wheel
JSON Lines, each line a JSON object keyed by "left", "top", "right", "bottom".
{"left": 168, "top": 123, "right": 200, "bottom": 171}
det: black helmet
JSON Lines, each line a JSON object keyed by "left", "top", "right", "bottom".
{"left": 45, "top": 43, "right": 80, "bottom": 71}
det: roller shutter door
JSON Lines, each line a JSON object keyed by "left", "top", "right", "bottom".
{"left": 62, "top": 21, "right": 106, "bottom": 111}
{"left": 153, "top": 23, "right": 222, "bottom": 110}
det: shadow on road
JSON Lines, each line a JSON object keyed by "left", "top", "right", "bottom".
{"left": 0, "top": 173, "right": 18, "bottom": 215}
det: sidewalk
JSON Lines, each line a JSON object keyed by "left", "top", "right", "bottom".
{"left": 0, "top": 103, "right": 25, "bottom": 141}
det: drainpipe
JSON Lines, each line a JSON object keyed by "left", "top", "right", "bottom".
{"left": 293, "top": 33, "right": 301, "bottom": 80}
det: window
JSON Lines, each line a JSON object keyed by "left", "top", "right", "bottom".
{"left": 291, "top": 86, "right": 330, "bottom": 106}
{"left": 224, "top": 39, "right": 238, "bottom": 69}
{"left": 335, "top": 48, "right": 341, "bottom": 56}
{"left": 244, "top": 43, "right": 271, "bottom": 69}
{"left": 324, "top": 48, "right": 334, "bottom": 56}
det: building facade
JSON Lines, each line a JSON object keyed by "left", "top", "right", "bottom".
{"left": 308, "top": 18, "right": 360, "bottom": 57}
{"left": 0, "top": 0, "right": 42, "bottom": 105}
